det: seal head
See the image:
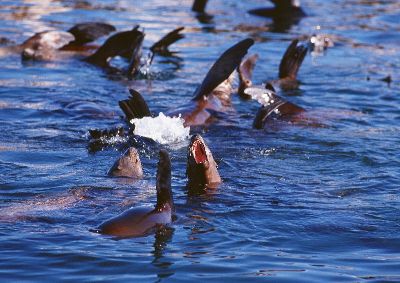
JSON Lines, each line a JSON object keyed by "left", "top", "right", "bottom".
{"left": 108, "top": 147, "right": 143, "bottom": 178}
{"left": 187, "top": 134, "right": 221, "bottom": 190}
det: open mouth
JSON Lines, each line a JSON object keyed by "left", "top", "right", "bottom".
{"left": 191, "top": 139, "right": 207, "bottom": 164}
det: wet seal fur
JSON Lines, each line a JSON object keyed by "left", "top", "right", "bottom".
{"left": 117, "top": 38, "right": 254, "bottom": 129}
{"left": 244, "top": 87, "right": 305, "bottom": 129}
{"left": 248, "top": 0, "right": 306, "bottom": 19}
{"left": 108, "top": 147, "right": 143, "bottom": 178}
{"left": 187, "top": 134, "right": 221, "bottom": 190}
{"left": 94, "top": 150, "right": 174, "bottom": 238}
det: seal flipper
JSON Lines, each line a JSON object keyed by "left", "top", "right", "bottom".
{"left": 278, "top": 39, "right": 308, "bottom": 80}
{"left": 119, "top": 89, "right": 152, "bottom": 123}
{"left": 248, "top": 0, "right": 306, "bottom": 18}
{"left": 155, "top": 150, "right": 174, "bottom": 212}
{"left": 84, "top": 27, "right": 144, "bottom": 67}
{"left": 192, "top": 38, "right": 254, "bottom": 101}
{"left": 192, "top": 0, "right": 208, "bottom": 13}
{"left": 150, "top": 27, "right": 184, "bottom": 55}
{"left": 238, "top": 54, "right": 259, "bottom": 98}
{"left": 67, "top": 22, "right": 116, "bottom": 46}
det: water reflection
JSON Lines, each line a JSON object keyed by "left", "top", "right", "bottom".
{"left": 152, "top": 226, "right": 175, "bottom": 281}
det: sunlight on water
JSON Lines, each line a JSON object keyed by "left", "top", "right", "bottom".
{"left": 130, "top": 112, "right": 190, "bottom": 145}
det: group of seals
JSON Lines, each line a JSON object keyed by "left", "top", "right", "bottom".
{"left": 90, "top": 33, "right": 313, "bottom": 237}
{"left": 3, "top": 22, "right": 184, "bottom": 77}
{"left": 97, "top": 134, "right": 220, "bottom": 237}
{"left": 4, "top": 2, "right": 321, "bottom": 238}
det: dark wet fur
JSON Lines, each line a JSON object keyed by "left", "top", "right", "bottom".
{"left": 192, "top": 0, "right": 208, "bottom": 13}
{"left": 84, "top": 27, "right": 144, "bottom": 67}
{"left": 67, "top": 22, "right": 116, "bottom": 45}
{"left": 248, "top": 0, "right": 306, "bottom": 19}
{"left": 253, "top": 92, "right": 305, "bottom": 129}
{"left": 150, "top": 27, "right": 184, "bottom": 55}
{"left": 192, "top": 38, "right": 254, "bottom": 101}
{"left": 87, "top": 127, "right": 125, "bottom": 153}
{"left": 279, "top": 39, "right": 308, "bottom": 79}
{"left": 156, "top": 150, "right": 174, "bottom": 211}
{"left": 119, "top": 89, "right": 152, "bottom": 122}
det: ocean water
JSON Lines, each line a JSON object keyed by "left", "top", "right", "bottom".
{"left": 0, "top": 0, "right": 399, "bottom": 282}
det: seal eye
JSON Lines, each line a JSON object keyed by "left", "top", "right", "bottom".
{"left": 192, "top": 140, "right": 207, "bottom": 164}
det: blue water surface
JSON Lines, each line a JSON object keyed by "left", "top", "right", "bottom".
{"left": 0, "top": 0, "right": 399, "bottom": 282}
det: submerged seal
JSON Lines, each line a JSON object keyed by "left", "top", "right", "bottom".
{"left": 108, "top": 147, "right": 143, "bottom": 178}
{"left": 187, "top": 134, "right": 221, "bottom": 190}
{"left": 94, "top": 150, "right": 174, "bottom": 238}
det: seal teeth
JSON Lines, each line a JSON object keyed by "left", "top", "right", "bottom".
{"left": 192, "top": 140, "right": 207, "bottom": 164}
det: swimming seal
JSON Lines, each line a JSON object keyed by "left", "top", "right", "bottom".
{"left": 19, "top": 22, "right": 116, "bottom": 61}
{"left": 237, "top": 40, "right": 308, "bottom": 128}
{"left": 238, "top": 39, "right": 308, "bottom": 95}
{"left": 108, "top": 147, "right": 143, "bottom": 178}
{"left": 95, "top": 149, "right": 174, "bottom": 238}
{"left": 187, "top": 134, "right": 221, "bottom": 190}
{"left": 118, "top": 38, "right": 254, "bottom": 128}
{"left": 14, "top": 23, "right": 184, "bottom": 77}
{"left": 244, "top": 87, "right": 305, "bottom": 129}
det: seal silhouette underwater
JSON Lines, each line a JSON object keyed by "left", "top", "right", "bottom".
{"left": 93, "top": 149, "right": 174, "bottom": 238}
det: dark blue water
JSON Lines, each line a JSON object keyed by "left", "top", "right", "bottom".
{"left": 0, "top": 0, "right": 399, "bottom": 282}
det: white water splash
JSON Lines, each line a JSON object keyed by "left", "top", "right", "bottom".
{"left": 130, "top": 112, "right": 190, "bottom": 145}
{"left": 244, "top": 87, "right": 275, "bottom": 106}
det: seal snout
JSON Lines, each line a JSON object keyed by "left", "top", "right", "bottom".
{"left": 189, "top": 135, "right": 208, "bottom": 164}
{"left": 127, "top": 147, "right": 140, "bottom": 163}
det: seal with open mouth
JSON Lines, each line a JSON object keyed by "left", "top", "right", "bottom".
{"left": 187, "top": 134, "right": 221, "bottom": 190}
{"left": 94, "top": 150, "right": 174, "bottom": 238}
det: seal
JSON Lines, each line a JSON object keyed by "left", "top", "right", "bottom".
{"left": 186, "top": 134, "right": 221, "bottom": 190}
{"left": 13, "top": 23, "right": 184, "bottom": 77}
{"left": 94, "top": 149, "right": 174, "bottom": 238}
{"left": 238, "top": 39, "right": 308, "bottom": 94}
{"left": 118, "top": 38, "right": 254, "bottom": 127}
{"left": 243, "top": 87, "right": 305, "bottom": 129}
{"left": 237, "top": 41, "right": 307, "bottom": 128}
{"left": 19, "top": 22, "right": 116, "bottom": 61}
{"left": 248, "top": 0, "right": 306, "bottom": 19}
{"left": 108, "top": 147, "right": 143, "bottom": 178}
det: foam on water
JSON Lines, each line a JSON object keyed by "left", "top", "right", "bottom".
{"left": 130, "top": 112, "right": 190, "bottom": 144}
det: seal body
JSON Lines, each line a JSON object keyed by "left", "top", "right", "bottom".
{"left": 97, "top": 205, "right": 172, "bottom": 237}
{"left": 96, "top": 150, "right": 174, "bottom": 238}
